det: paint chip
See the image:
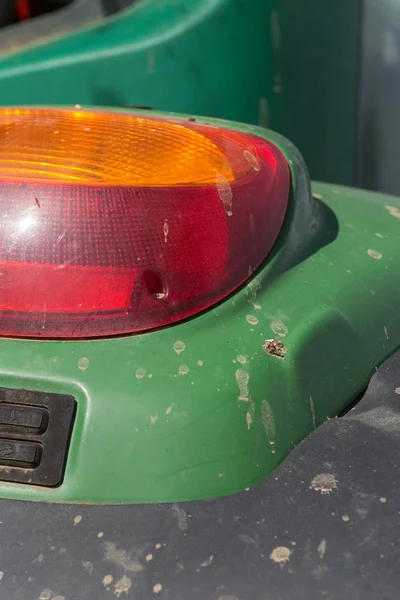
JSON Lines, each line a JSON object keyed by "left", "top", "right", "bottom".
{"left": 262, "top": 339, "right": 287, "bottom": 359}
{"left": 380, "top": 497, "right": 387, "bottom": 503}
{"left": 73, "top": 515, "right": 82, "bottom": 526}
{"left": 198, "top": 360, "right": 204, "bottom": 366}
{"left": 98, "top": 532, "right": 104, "bottom": 538}
{"left": 166, "top": 404, "right": 173, "bottom": 415}
{"left": 153, "top": 583, "right": 163, "bottom": 594}
{"left": 237, "top": 355, "right": 247, "bottom": 365}
{"left": 178, "top": 364, "right": 189, "bottom": 376}
{"left": 146, "top": 553, "right": 153, "bottom": 562}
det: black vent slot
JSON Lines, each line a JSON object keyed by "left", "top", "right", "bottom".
{"left": 0, "top": 388, "right": 76, "bottom": 487}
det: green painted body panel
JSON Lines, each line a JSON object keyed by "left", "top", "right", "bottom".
{"left": 0, "top": 0, "right": 361, "bottom": 186}
{"left": 0, "top": 114, "right": 398, "bottom": 504}
{"left": 0, "top": 0, "right": 274, "bottom": 127}
{"left": 271, "top": 0, "right": 360, "bottom": 185}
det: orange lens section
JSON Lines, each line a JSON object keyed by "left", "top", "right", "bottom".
{"left": 0, "top": 108, "right": 252, "bottom": 186}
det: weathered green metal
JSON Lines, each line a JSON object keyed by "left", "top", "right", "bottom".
{"left": 0, "top": 112, "right": 398, "bottom": 504}
{"left": 0, "top": 0, "right": 275, "bottom": 126}
{"left": 0, "top": 0, "right": 362, "bottom": 185}
{"left": 271, "top": 0, "right": 361, "bottom": 185}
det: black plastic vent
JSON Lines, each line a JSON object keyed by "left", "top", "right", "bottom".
{"left": 0, "top": 388, "right": 76, "bottom": 487}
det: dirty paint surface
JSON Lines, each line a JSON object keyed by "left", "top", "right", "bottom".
{"left": 0, "top": 0, "right": 275, "bottom": 128}
{"left": 0, "top": 355, "right": 399, "bottom": 599}
{"left": 0, "top": 116, "right": 398, "bottom": 502}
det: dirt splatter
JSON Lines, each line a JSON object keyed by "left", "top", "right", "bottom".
{"left": 172, "top": 504, "right": 188, "bottom": 531}
{"left": 310, "top": 473, "right": 338, "bottom": 495}
{"left": 246, "top": 314, "right": 259, "bottom": 326}
{"left": 261, "top": 400, "right": 275, "bottom": 440}
{"left": 246, "top": 411, "right": 252, "bottom": 430}
{"left": 367, "top": 248, "right": 382, "bottom": 260}
{"left": 317, "top": 539, "right": 327, "bottom": 559}
{"left": 395, "top": 387, "right": 400, "bottom": 395}
{"left": 52, "top": 596, "right": 65, "bottom": 600}
{"left": 271, "top": 321, "right": 288, "bottom": 338}
{"left": 237, "top": 355, "right": 247, "bottom": 365}
{"left": 376, "top": 232, "right": 383, "bottom": 238}
{"left": 166, "top": 404, "right": 174, "bottom": 415}
{"left": 150, "top": 413, "right": 159, "bottom": 425}
{"left": 73, "top": 515, "right": 82, "bottom": 526}
{"left": 178, "top": 365, "right": 189, "bottom": 376}
{"left": 384, "top": 326, "right": 389, "bottom": 340}
{"left": 312, "top": 193, "right": 323, "bottom": 200}
{"left": 200, "top": 555, "right": 214, "bottom": 567}
{"left": 136, "top": 367, "right": 146, "bottom": 379}
{"left": 244, "top": 150, "right": 260, "bottom": 172}
{"left": 216, "top": 174, "right": 233, "bottom": 216}
{"left": 262, "top": 339, "right": 287, "bottom": 359}
{"left": 114, "top": 575, "right": 132, "bottom": 597}
{"left": 39, "top": 591, "right": 53, "bottom": 600}
{"left": 384, "top": 204, "right": 400, "bottom": 219}
{"left": 153, "top": 583, "right": 163, "bottom": 594}
{"left": 103, "top": 574, "right": 113, "bottom": 587}
{"left": 78, "top": 357, "right": 89, "bottom": 371}
{"left": 173, "top": 341, "right": 186, "bottom": 355}
{"left": 163, "top": 221, "right": 169, "bottom": 243}
{"left": 236, "top": 369, "right": 249, "bottom": 402}
{"left": 270, "top": 546, "right": 291, "bottom": 564}
{"left": 104, "top": 542, "right": 143, "bottom": 573}
{"left": 310, "top": 397, "right": 316, "bottom": 428}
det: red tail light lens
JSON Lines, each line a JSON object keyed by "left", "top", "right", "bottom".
{"left": 0, "top": 108, "right": 289, "bottom": 338}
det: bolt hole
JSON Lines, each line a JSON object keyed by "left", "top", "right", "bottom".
{"left": 142, "top": 270, "right": 167, "bottom": 300}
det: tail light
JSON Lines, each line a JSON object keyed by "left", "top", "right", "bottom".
{"left": 0, "top": 108, "right": 289, "bottom": 338}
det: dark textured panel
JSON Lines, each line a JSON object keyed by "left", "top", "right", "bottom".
{"left": 0, "top": 352, "right": 398, "bottom": 598}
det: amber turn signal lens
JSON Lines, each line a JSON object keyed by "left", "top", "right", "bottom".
{"left": 0, "top": 108, "right": 244, "bottom": 186}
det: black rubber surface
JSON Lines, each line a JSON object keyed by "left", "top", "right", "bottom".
{"left": 0, "top": 352, "right": 399, "bottom": 599}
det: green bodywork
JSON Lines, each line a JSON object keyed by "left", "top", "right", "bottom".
{"left": 0, "top": 0, "right": 274, "bottom": 126}
{"left": 0, "top": 0, "right": 361, "bottom": 186}
{"left": 0, "top": 113, "right": 398, "bottom": 504}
